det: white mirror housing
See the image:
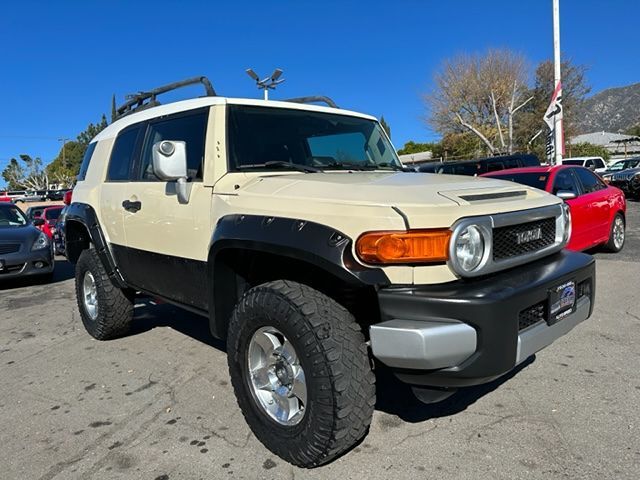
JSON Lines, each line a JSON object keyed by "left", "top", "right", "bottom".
{"left": 152, "top": 140, "right": 187, "bottom": 180}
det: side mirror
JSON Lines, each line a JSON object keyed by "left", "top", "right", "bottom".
{"left": 152, "top": 141, "right": 191, "bottom": 204}
{"left": 33, "top": 218, "right": 45, "bottom": 226}
{"left": 556, "top": 190, "right": 577, "bottom": 201}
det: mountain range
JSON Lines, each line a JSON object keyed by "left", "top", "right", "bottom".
{"left": 574, "top": 82, "right": 640, "bottom": 134}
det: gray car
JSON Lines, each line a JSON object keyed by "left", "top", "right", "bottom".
{"left": 0, "top": 203, "right": 54, "bottom": 281}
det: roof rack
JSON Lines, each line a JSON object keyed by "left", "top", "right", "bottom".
{"left": 284, "top": 96, "right": 338, "bottom": 109}
{"left": 114, "top": 76, "right": 216, "bottom": 121}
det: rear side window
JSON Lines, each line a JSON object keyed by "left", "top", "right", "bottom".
{"left": 573, "top": 167, "right": 606, "bottom": 193}
{"left": 77, "top": 142, "right": 97, "bottom": 181}
{"left": 107, "top": 126, "right": 142, "bottom": 181}
{"left": 139, "top": 110, "right": 208, "bottom": 181}
{"left": 595, "top": 158, "right": 605, "bottom": 169}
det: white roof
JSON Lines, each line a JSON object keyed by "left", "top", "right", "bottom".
{"left": 93, "top": 97, "right": 377, "bottom": 142}
{"left": 570, "top": 131, "right": 639, "bottom": 146}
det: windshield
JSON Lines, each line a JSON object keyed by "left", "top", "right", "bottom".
{"left": 227, "top": 105, "right": 401, "bottom": 171}
{"left": 609, "top": 159, "right": 640, "bottom": 171}
{"left": 0, "top": 204, "right": 28, "bottom": 228}
{"left": 485, "top": 172, "right": 549, "bottom": 190}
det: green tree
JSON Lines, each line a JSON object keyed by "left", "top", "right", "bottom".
{"left": 111, "top": 95, "right": 117, "bottom": 123}
{"left": 397, "top": 141, "right": 437, "bottom": 155}
{"left": 46, "top": 115, "right": 109, "bottom": 186}
{"left": 566, "top": 142, "right": 610, "bottom": 161}
{"left": 626, "top": 124, "right": 640, "bottom": 137}
{"left": 516, "top": 59, "right": 590, "bottom": 158}
{"left": 380, "top": 116, "right": 391, "bottom": 138}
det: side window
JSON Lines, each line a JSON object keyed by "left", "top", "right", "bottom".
{"left": 139, "top": 110, "right": 208, "bottom": 181}
{"left": 585, "top": 159, "right": 594, "bottom": 169}
{"left": 553, "top": 170, "right": 580, "bottom": 195}
{"left": 503, "top": 158, "right": 519, "bottom": 169}
{"left": 486, "top": 161, "right": 505, "bottom": 172}
{"left": 595, "top": 158, "right": 605, "bottom": 169}
{"left": 574, "top": 168, "right": 605, "bottom": 193}
{"left": 77, "top": 142, "right": 97, "bottom": 181}
{"left": 107, "top": 127, "right": 142, "bottom": 181}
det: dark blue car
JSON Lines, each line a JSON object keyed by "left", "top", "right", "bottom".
{"left": 0, "top": 203, "right": 54, "bottom": 281}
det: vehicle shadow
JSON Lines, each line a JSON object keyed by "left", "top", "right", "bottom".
{"left": 130, "top": 298, "right": 227, "bottom": 352}
{"left": 0, "top": 256, "right": 75, "bottom": 291}
{"left": 374, "top": 356, "right": 535, "bottom": 422}
{"left": 127, "top": 298, "right": 534, "bottom": 423}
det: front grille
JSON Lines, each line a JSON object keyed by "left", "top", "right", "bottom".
{"left": 0, "top": 263, "right": 25, "bottom": 274}
{"left": 493, "top": 218, "right": 556, "bottom": 261}
{"left": 0, "top": 244, "right": 20, "bottom": 254}
{"left": 518, "top": 301, "right": 546, "bottom": 331}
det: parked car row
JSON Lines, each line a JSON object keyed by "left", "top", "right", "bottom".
{"left": 0, "top": 190, "right": 72, "bottom": 284}
{"left": 0, "top": 189, "right": 72, "bottom": 203}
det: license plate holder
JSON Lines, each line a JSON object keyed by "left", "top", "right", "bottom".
{"left": 548, "top": 280, "right": 576, "bottom": 325}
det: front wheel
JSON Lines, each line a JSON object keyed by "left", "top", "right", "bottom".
{"left": 75, "top": 248, "right": 133, "bottom": 339}
{"left": 227, "top": 280, "right": 376, "bottom": 468}
{"left": 603, "top": 213, "right": 625, "bottom": 252}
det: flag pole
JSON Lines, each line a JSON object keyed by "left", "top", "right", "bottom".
{"left": 552, "top": 0, "right": 564, "bottom": 164}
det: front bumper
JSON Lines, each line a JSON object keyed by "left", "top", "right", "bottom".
{"left": 370, "top": 250, "right": 595, "bottom": 388}
{"left": 0, "top": 247, "right": 54, "bottom": 280}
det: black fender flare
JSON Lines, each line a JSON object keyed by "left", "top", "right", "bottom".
{"left": 64, "top": 202, "right": 128, "bottom": 289}
{"left": 207, "top": 214, "right": 390, "bottom": 337}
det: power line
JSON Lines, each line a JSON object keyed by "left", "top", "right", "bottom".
{"left": 0, "top": 135, "right": 64, "bottom": 140}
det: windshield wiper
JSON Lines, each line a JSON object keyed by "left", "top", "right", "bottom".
{"left": 320, "top": 162, "right": 377, "bottom": 171}
{"left": 376, "top": 162, "right": 415, "bottom": 172}
{"left": 236, "top": 160, "right": 322, "bottom": 173}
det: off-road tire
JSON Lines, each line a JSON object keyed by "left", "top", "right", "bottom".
{"left": 227, "top": 280, "right": 376, "bottom": 468}
{"left": 75, "top": 248, "right": 133, "bottom": 340}
{"left": 603, "top": 212, "right": 625, "bottom": 253}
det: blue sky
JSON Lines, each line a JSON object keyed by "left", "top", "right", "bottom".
{"left": 0, "top": 0, "right": 637, "bottom": 185}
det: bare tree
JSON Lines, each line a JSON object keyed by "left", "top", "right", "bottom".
{"left": 425, "top": 49, "right": 532, "bottom": 155}
{"left": 1, "top": 155, "right": 50, "bottom": 190}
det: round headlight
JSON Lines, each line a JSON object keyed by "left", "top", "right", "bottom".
{"left": 454, "top": 225, "right": 485, "bottom": 272}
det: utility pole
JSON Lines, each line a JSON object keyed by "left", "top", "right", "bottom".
{"left": 552, "top": 0, "right": 564, "bottom": 164}
{"left": 58, "top": 137, "right": 69, "bottom": 169}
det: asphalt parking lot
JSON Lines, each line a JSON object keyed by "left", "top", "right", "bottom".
{"left": 1, "top": 202, "right": 639, "bottom": 480}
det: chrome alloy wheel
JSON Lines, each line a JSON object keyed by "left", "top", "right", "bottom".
{"left": 613, "top": 216, "right": 625, "bottom": 250}
{"left": 247, "top": 326, "right": 307, "bottom": 426}
{"left": 82, "top": 271, "right": 98, "bottom": 320}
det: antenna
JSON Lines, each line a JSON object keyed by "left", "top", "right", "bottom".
{"left": 246, "top": 67, "right": 285, "bottom": 100}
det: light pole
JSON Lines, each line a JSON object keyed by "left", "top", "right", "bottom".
{"left": 552, "top": 0, "right": 564, "bottom": 164}
{"left": 58, "top": 137, "right": 69, "bottom": 169}
{"left": 246, "top": 68, "right": 285, "bottom": 100}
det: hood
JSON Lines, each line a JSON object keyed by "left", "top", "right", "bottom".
{"left": 606, "top": 167, "right": 640, "bottom": 178}
{"left": 233, "top": 172, "right": 552, "bottom": 208}
{"left": 0, "top": 225, "right": 41, "bottom": 245}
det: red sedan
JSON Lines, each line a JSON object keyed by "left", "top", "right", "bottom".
{"left": 482, "top": 165, "right": 626, "bottom": 252}
{"left": 38, "top": 205, "right": 65, "bottom": 239}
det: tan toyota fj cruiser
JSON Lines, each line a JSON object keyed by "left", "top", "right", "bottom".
{"left": 66, "top": 76, "right": 595, "bottom": 467}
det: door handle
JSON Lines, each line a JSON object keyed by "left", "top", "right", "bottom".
{"left": 122, "top": 200, "right": 142, "bottom": 212}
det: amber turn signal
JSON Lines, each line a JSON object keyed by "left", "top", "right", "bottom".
{"left": 356, "top": 229, "right": 451, "bottom": 264}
